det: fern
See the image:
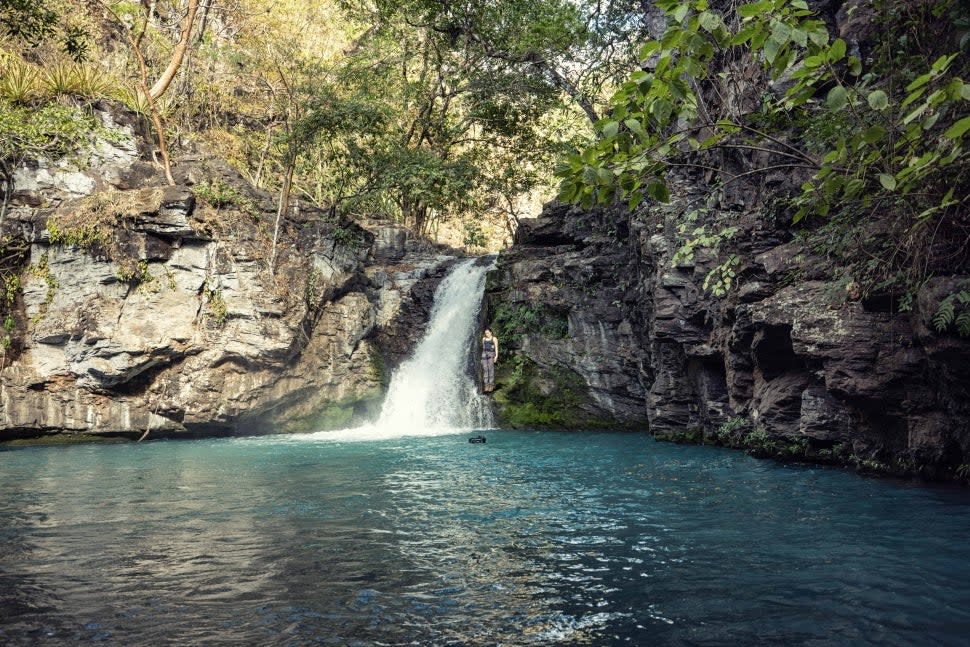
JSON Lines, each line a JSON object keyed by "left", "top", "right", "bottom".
{"left": 957, "top": 310, "right": 970, "bottom": 338}
{"left": 932, "top": 294, "right": 956, "bottom": 332}
{"left": 933, "top": 285, "right": 970, "bottom": 336}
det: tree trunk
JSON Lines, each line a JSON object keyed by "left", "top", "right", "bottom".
{"left": 270, "top": 159, "right": 296, "bottom": 275}
{"left": 0, "top": 161, "right": 12, "bottom": 231}
{"left": 149, "top": 0, "right": 201, "bottom": 99}
{"left": 253, "top": 123, "right": 274, "bottom": 188}
{"left": 195, "top": 0, "right": 212, "bottom": 45}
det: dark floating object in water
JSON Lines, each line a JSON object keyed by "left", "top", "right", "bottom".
{"left": 468, "top": 435, "right": 486, "bottom": 444}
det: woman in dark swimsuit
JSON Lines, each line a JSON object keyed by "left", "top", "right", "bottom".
{"left": 481, "top": 328, "right": 499, "bottom": 393}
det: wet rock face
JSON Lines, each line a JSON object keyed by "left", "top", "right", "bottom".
{"left": 490, "top": 196, "right": 970, "bottom": 480}
{"left": 485, "top": 203, "right": 650, "bottom": 429}
{"left": 0, "top": 106, "right": 459, "bottom": 439}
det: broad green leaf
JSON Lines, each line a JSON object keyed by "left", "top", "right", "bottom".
{"left": 944, "top": 115, "right": 970, "bottom": 139}
{"left": 772, "top": 49, "right": 794, "bottom": 76}
{"left": 763, "top": 37, "right": 782, "bottom": 64}
{"left": 673, "top": 4, "right": 690, "bottom": 23}
{"left": 650, "top": 98, "right": 673, "bottom": 123}
{"left": 847, "top": 55, "right": 862, "bottom": 76}
{"left": 639, "top": 41, "right": 661, "bottom": 59}
{"left": 902, "top": 101, "right": 928, "bottom": 125}
{"left": 901, "top": 86, "right": 927, "bottom": 108}
{"left": 698, "top": 11, "right": 721, "bottom": 33}
{"left": 826, "top": 85, "right": 848, "bottom": 110}
{"left": 559, "top": 182, "right": 579, "bottom": 202}
{"left": 866, "top": 89, "right": 888, "bottom": 110}
{"left": 808, "top": 26, "right": 828, "bottom": 46}
{"left": 803, "top": 54, "right": 824, "bottom": 69}
{"left": 878, "top": 173, "right": 896, "bottom": 190}
{"left": 646, "top": 181, "right": 671, "bottom": 202}
{"left": 738, "top": 2, "right": 769, "bottom": 18}
{"left": 731, "top": 25, "right": 757, "bottom": 45}
{"left": 931, "top": 53, "right": 956, "bottom": 72}
{"left": 624, "top": 118, "right": 647, "bottom": 137}
{"left": 828, "top": 38, "right": 846, "bottom": 62}
{"left": 906, "top": 72, "right": 932, "bottom": 92}
{"left": 862, "top": 125, "right": 886, "bottom": 143}
{"left": 844, "top": 178, "right": 864, "bottom": 197}
{"left": 770, "top": 21, "right": 792, "bottom": 45}
{"left": 601, "top": 120, "right": 619, "bottom": 138}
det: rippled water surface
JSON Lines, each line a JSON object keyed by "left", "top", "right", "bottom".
{"left": 2, "top": 431, "right": 970, "bottom": 646}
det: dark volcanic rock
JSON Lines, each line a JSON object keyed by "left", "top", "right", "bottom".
{"left": 489, "top": 194, "right": 970, "bottom": 481}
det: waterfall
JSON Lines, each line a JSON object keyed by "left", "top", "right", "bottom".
{"left": 310, "top": 257, "right": 494, "bottom": 441}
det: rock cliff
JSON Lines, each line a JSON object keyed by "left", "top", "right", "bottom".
{"left": 0, "top": 105, "right": 457, "bottom": 441}
{"left": 487, "top": 195, "right": 970, "bottom": 481}
{"left": 485, "top": 0, "right": 970, "bottom": 483}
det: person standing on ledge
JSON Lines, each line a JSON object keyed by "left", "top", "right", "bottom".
{"left": 481, "top": 328, "right": 499, "bottom": 393}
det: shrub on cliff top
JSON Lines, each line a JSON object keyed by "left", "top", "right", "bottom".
{"left": 558, "top": 0, "right": 970, "bottom": 305}
{"left": 0, "top": 101, "right": 101, "bottom": 164}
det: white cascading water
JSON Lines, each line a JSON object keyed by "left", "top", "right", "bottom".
{"left": 308, "top": 257, "right": 494, "bottom": 441}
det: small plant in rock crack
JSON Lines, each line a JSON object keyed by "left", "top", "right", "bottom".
{"left": 932, "top": 282, "right": 970, "bottom": 337}
{"left": 204, "top": 280, "right": 229, "bottom": 326}
{"left": 715, "top": 416, "right": 749, "bottom": 445}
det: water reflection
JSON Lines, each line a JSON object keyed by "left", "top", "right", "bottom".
{"left": 1, "top": 433, "right": 970, "bottom": 646}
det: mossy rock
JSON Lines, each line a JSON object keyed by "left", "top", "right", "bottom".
{"left": 274, "top": 393, "right": 383, "bottom": 434}
{"left": 2, "top": 432, "right": 132, "bottom": 447}
{"left": 492, "top": 355, "right": 621, "bottom": 429}
{"left": 653, "top": 428, "right": 704, "bottom": 444}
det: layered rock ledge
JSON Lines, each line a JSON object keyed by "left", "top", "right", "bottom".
{"left": 487, "top": 200, "right": 970, "bottom": 481}
{"left": 0, "top": 107, "right": 458, "bottom": 441}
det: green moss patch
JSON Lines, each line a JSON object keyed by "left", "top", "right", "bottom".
{"left": 2, "top": 432, "right": 131, "bottom": 447}
{"left": 492, "top": 355, "right": 618, "bottom": 429}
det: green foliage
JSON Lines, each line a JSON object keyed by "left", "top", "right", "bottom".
{"left": 0, "top": 59, "right": 39, "bottom": 102}
{"left": 670, "top": 204, "right": 741, "bottom": 297}
{"left": 654, "top": 427, "right": 704, "bottom": 444}
{"left": 204, "top": 280, "right": 229, "bottom": 327}
{"left": 713, "top": 416, "right": 751, "bottom": 446}
{"left": 816, "top": 443, "right": 851, "bottom": 462}
{"left": 557, "top": 0, "right": 970, "bottom": 297}
{"left": 2, "top": 273, "right": 21, "bottom": 306}
{"left": 45, "top": 219, "right": 108, "bottom": 250}
{"left": 703, "top": 254, "right": 740, "bottom": 297}
{"left": 29, "top": 252, "right": 57, "bottom": 306}
{"left": 0, "top": 101, "right": 102, "bottom": 164}
{"left": 193, "top": 180, "right": 260, "bottom": 218}
{"left": 490, "top": 302, "right": 568, "bottom": 346}
{"left": 1, "top": 0, "right": 58, "bottom": 46}
{"left": 330, "top": 224, "right": 361, "bottom": 249}
{"left": 933, "top": 282, "right": 970, "bottom": 336}
{"left": 115, "top": 259, "right": 154, "bottom": 289}
{"left": 493, "top": 356, "right": 604, "bottom": 428}
{"left": 462, "top": 220, "right": 488, "bottom": 249}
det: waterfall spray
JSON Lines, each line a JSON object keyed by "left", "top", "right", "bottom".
{"left": 310, "top": 257, "right": 493, "bottom": 441}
